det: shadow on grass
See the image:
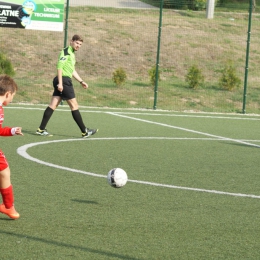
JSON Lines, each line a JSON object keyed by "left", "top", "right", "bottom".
{"left": 71, "top": 199, "right": 99, "bottom": 205}
{"left": 223, "top": 140, "right": 260, "bottom": 149}
{"left": 0, "top": 217, "right": 15, "bottom": 221}
{"left": 0, "top": 230, "right": 142, "bottom": 260}
{"left": 133, "top": 82, "right": 150, "bottom": 87}
{"left": 21, "top": 129, "right": 81, "bottom": 138}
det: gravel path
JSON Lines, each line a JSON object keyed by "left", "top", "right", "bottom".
{"left": 69, "top": 0, "right": 157, "bottom": 9}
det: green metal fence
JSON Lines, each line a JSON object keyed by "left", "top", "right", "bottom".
{"left": 0, "top": 0, "right": 259, "bottom": 114}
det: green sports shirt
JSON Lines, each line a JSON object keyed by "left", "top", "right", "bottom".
{"left": 57, "top": 46, "right": 75, "bottom": 78}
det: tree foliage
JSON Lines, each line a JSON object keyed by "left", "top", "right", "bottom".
{"left": 112, "top": 67, "right": 127, "bottom": 87}
{"left": 185, "top": 64, "right": 204, "bottom": 89}
{"left": 0, "top": 53, "right": 15, "bottom": 76}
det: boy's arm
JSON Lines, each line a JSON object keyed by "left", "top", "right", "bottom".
{"left": 57, "top": 69, "right": 63, "bottom": 92}
{"left": 13, "top": 127, "right": 23, "bottom": 136}
{"left": 72, "top": 71, "right": 88, "bottom": 89}
{"left": 0, "top": 127, "right": 23, "bottom": 136}
{"left": 0, "top": 126, "right": 14, "bottom": 136}
{"left": 56, "top": 49, "right": 64, "bottom": 92}
{"left": 57, "top": 69, "right": 63, "bottom": 86}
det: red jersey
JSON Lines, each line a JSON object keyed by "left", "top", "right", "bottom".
{"left": 0, "top": 104, "right": 13, "bottom": 137}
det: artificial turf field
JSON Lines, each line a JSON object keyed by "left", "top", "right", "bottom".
{"left": 0, "top": 104, "right": 260, "bottom": 259}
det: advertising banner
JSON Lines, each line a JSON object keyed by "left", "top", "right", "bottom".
{"left": 0, "top": 0, "right": 64, "bottom": 31}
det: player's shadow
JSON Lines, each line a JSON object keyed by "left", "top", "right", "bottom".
{"left": 19, "top": 129, "right": 36, "bottom": 136}
{"left": 21, "top": 129, "right": 79, "bottom": 138}
{"left": 0, "top": 217, "right": 15, "bottom": 221}
{"left": 71, "top": 199, "right": 99, "bottom": 205}
{"left": 0, "top": 230, "right": 142, "bottom": 260}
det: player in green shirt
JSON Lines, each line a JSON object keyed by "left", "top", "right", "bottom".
{"left": 36, "top": 34, "right": 98, "bottom": 138}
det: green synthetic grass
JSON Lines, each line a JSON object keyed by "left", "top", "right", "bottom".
{"left": 0, "top": 105, "right": 260, "bottom": 259}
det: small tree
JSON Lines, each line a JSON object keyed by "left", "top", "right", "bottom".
{"left": 148, "top": 65, "right": 160, "bottom": 86}
{"left": 0, "top": 53, "right": 15, "bottom": 76}
{"left": 219, "top": 61, "right": 241, "bottom": 91}
{"left": 112, "top": 67, "right": 127, "bottom": 87}
{"left": 185, "top": 64, "right": 204, "bottom": 89}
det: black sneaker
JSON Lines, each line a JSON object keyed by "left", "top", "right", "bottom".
{"left": 82, "top": 128, "right": 98, "bottom": 138}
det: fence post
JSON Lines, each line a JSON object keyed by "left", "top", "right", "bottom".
{"left": 206, "top": 0, "right": 215, "bottom": 19}
{"left": 61, "top": 0, "right": 70, "bottom": 106}
{"left": 242, "top": 0, "right": 253, "bottom": 114}
{"left": 63, "top": 0, "right": 70, "bottom": 48}
{"left": 153, "top": 0, "right": 164, "bottom": 110}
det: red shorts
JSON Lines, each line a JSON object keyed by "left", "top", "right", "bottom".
{"left": 0, "top": 150, "right": 9, "bottom": 171}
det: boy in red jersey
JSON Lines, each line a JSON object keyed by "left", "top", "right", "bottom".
{"left": 0, "top": 75, "right": 23, "bottom": 219}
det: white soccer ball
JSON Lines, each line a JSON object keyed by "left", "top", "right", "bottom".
{"left": 107, "top": 168, "right": 128, "bottom": 188}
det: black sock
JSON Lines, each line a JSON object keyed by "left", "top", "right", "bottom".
{"left": 39, "top": 107, "right": 54, "bottom": 130}
{"left": 71, "top": 110, "right": 86, "bottom": 133}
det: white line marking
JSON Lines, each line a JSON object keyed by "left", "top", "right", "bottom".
{"left": 6, "top": 106, "right": 260, "bottom": 120}
{"left": 9, "top": 105, "right": 260, "bottom": 198}
{"left": 17, "top": 137, "right": 260, "bottom": 199}
{"left": 129, "top": 180, "right": 260, "bottom": 199}
{"left": 17, "top": 139, "right": 105, "bottom": 178}
{"left": 108, "top": 112, "right": 260, "bottom": 148}
{"left": 112, "top": 112, "right": 260, "bottom": 120}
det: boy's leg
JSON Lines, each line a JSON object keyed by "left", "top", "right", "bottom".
{"left": 67, "top": 98, "right": 86, "bottom": 132}
{"left": 37, "top": 96, "right": 61, "bottom": 135}
{"left": 71, "top": 109, "right": 86, "bottom": 133}
{"left": 0, "top": 166, "right": 14, "bottom": 208}
{"left": 39, "top": 106, "right": 54, "bottom": 130}
{"left": 39, "top": 96, "right": 62, "bottom": 129}
{"left": 0, "top": 185, "right": 14, "bottom": 208}
{"left": 0, "top": 166, "right": 19, "bottom": 219}
{"left": 67, "top": 99, "right": 98, "bottom": 137}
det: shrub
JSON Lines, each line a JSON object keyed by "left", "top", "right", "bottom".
{"left": 164, "top": 0, "right": 218, "bottom": 10}
{"left": 148, "top": 65, "right": 161, "bottom": 86}
{"left": 0, "top": 53, "right": 15, "bottom": 76}
{"left": 185, "top": 64, "right": 204, "bottom": 89}
{"left": 164, "top": 0, "right": 188, "bottom": 9}
{"left": 112, "top": 67, "right": 127, "bottom": 87}
{"left": 218, "top": 61, "right": 241, "bottom": 91}
{"left": 193, "top": 0, "right": 207, "bottom": 10}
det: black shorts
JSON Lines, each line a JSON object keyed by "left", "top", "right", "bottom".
{"left": 52, "top": 76, "right": 76, "bottom": 100}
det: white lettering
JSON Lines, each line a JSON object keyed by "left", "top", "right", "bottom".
{"left": 34, "top": 13, "right": 60, "bottom": 18}
{"left": 0, "top": 10, "right": 19, "bottom": 17}
{"left": 0, "top": 5, "right": 11, "bottom": 9}
{"left": 44, "top": 8, "right": 60, "bottom": 13}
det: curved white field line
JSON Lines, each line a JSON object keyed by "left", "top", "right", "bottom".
{"left": 17, "top": 137, "right": 260, "bottom": 199}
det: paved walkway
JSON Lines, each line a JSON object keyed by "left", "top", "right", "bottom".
{"left": 69, "top": 0, "right": 156, "bottom": 9}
